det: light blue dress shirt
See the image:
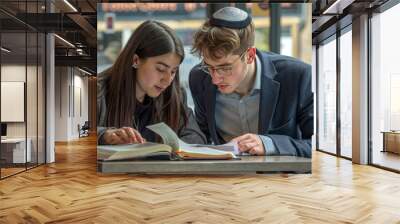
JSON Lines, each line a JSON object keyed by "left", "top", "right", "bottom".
{"left": 215, "top": 55, "right": 277, "bottom": 155}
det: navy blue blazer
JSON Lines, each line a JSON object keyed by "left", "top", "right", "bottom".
{"left": 189, "top": 50, "right": 313, "bottom": 158}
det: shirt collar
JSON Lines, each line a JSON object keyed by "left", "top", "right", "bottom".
{"left": 251, "top": 54, "right": 262, "bottom": 92}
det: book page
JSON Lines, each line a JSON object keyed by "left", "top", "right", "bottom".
{"left": 192, "top": 142, "right": 240, "bottom": 155}
{"left": 146, "top": 122, "right": 180, "bottom": 152}
{"left": 98, "top": 143, "right": 172, "bottom": 161}
{"left": 146, "top": 122, "right": 240, "bottom": 154}
{"left": 180, "top": 144, "right": 234, "bottom": 155}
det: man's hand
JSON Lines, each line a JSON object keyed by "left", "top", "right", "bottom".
{"left": 231, "top": 133, "right": 265, "bottom": 155}
{"left": 103, "top": 127, "right": 146, "bottom": 145}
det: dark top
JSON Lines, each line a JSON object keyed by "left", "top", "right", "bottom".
{"left": 133, "top": 95, "right": 157, "bottom": 142}
{"left": 97, "top": 71, "right": 206, "bottom": 145}
{"left": 189, "top": 50, "right": 313, "bottom": 158}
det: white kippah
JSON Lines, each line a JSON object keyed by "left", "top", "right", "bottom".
{"left": 210, "top": 7, "right": 251, "bottom": 29}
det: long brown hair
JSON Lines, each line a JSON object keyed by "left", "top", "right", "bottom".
{"left": 104, "top": 20, "right": 187, "bottom": 132}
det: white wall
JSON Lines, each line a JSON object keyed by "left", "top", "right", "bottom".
{"left": 1, "top": 82, "right": 25, "bottom": 122}
{"left": 76, "top": 72, "right": 89, "bottom": 138}
{"left": 54, "top": 67, "right": 89, "bottom": 141}
{"left": 1, "top": 64, "right": 46, "bottom": 164}
{"left": 1, "top": 65, "right": 26, "bottom": 81}
{"left": 1, "top": 65, "right": 28, "bottom": 137}
{"left": 55, "top": 67, "right": 69, "bottom": 141}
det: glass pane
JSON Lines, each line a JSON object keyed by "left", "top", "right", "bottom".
{"left": 1, "top": 0, "right": 46, "bottom": 178}
{"left": 27, "top": 31, "right": 38, "bottom": 169}
{"left": 1, "top": 30, "right": 27, "bottom": 177}
{"left": 340, "top": 29, "right": 352, "bottom": 158}
{"left": 318, "top": 37, "right": 337, "bottom": 154}
{"left": 371, "top": 3, "right": 400, "bottom": 171}
{"left": 27, "top": 0, "right": 40, "bottom": 168}
{"left": 38, "top": 32, "right": 45, "bottom": 165}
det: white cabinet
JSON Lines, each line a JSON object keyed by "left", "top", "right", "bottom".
{"left": 1, "top": 138, "right": 32, "bottom": 163}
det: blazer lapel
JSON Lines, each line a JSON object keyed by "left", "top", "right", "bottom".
{"left": 258, "top": 51, "right": 281, "bottom": 134}
{"left": 205, "top": 79, "right": 219, "bottom": 144}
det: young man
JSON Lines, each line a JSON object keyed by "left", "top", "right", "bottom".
{"left": 189, "top": 7, "right": 313, "bottom": 158}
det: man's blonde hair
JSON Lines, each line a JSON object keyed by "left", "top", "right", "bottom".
{"left": 191, "top": 20, "right": 255, "bottom": 60}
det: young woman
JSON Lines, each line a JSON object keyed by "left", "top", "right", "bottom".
{"left": 97, "top": 20, "right": 206, "bottom": 145}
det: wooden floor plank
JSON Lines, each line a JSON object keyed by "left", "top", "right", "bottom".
{"left": 0, "top": 135, "right": 399, "bottom": 223}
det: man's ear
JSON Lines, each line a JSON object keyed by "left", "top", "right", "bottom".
{"left": 246, "top": 47, "right": 257, "bottom": 64}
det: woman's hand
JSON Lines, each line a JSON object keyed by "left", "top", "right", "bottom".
{"left": 103, "top": 127, "right": 146, "bottom": 145}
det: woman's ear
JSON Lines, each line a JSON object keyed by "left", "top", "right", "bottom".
{"left": 132, "top": 54, "right": 140, "bottom": 68}
{"left": 246, "top": 47, "right": 257, "bottom": 64}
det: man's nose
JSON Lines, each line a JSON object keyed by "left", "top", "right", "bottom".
{"left": 211, "top": 73, "right": 223, "bottom": 85}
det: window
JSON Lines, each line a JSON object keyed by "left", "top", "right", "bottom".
{"left": 339, "top": 28, "right": 352, "bottom": 158}
{"left": 317, "top": 36, "right": 337, "bottom": 154}
{"left": 0, "top": 0, "right": 46, "bottom": 179}
{"left": 371, "top": 2, "right": 400, "bottom": 171}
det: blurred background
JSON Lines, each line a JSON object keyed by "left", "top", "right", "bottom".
{"left": 97, "top": 3, "right": 312, "bottom": 109}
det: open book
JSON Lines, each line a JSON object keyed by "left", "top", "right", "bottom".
{"left": 97, "top": 122, "right": 239, "bottom": 161}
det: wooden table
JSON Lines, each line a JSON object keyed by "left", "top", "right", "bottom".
{"left": 98, "top": 156, "right": 311, "bottom": 174}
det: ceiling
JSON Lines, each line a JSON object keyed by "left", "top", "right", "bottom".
{"left": 312, "top": 0, "right": 390, "bottom": 44}
{"left": 0, "top": 0, "right": 96, "bottom": 74}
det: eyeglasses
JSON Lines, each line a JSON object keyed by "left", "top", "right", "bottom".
{"left": 199, "top": 50, "right": 247, "bottom": 78}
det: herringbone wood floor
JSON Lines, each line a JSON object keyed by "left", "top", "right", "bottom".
{"left": 1, "top": 135, "right": 400, "bottom": 223}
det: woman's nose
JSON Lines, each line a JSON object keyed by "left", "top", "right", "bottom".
{"left": 161, "top": 73, "right": 174, "bottom": 84}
